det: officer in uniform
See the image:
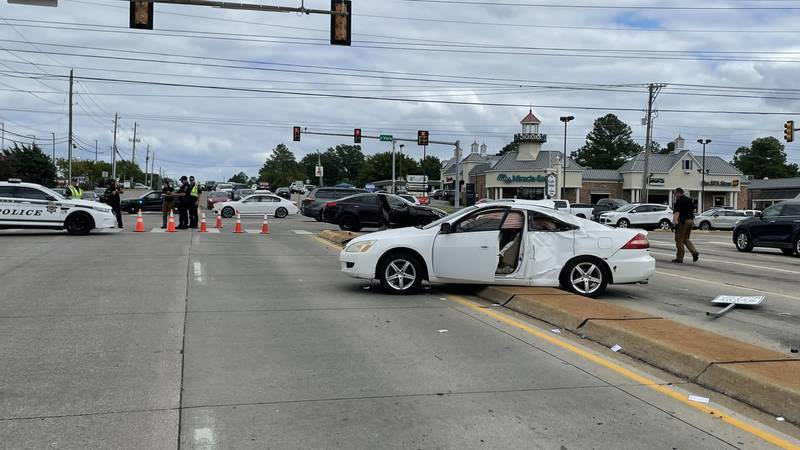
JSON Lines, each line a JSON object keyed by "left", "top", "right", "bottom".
{"left": 65, "top": 178, "right": 83, "bottom": 200}
{"left": 188, "top": 175, "right": 200, "bottom": 229}
{"left": 176, "top": 176, "right": 190, "bottom": 229}
{"left": 104, "top": 179, "right": 123, "bottom": 228}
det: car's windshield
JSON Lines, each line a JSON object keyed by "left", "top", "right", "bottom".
{"left": 39, "top": 186, "right": 64, "bottom": 200}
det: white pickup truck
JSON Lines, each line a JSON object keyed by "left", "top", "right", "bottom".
{"left": 552, "top": 200, "right": 595, "bottom": 219}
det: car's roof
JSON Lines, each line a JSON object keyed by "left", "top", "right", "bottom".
{"left": 1, "top": 181, "right": 48, "bottom": 189}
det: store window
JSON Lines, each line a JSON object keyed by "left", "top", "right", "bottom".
{"left": 517, "top": 187, "right": 544, "bottom": 200}
{"left": 713, "top": 195, "right": 725, "bottom": 207}
{"left": 682, "top": 160, "right": 693, "bottom": 170}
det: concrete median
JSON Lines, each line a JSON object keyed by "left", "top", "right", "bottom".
{"left": 318, "top": 230, "right": 365, "bottom": 246}
{"left": 470, "top": 286, "right": 800, "bottom": 424}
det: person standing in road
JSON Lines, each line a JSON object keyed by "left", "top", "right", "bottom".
{"left": 672, "top": 187, "right": 699, "bottom": 263}
{"left": 176, "top": 176, "right": 190, "bottom": 229}
{"left": 64, "top": 178, "right": 83, "bottom": 200}
{"left": 161, "top": 180, "right": 175, "bottom": 229}
{"left": 188, "top": 175, "right": 200, "bottom": 229}
{"left": 104, "top": 179, "right": 123, "bottom": 228}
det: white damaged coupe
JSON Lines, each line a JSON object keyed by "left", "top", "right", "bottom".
{"left": 339, "top": 201, "right": 655, "bottom": 297}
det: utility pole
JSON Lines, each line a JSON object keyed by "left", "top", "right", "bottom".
{"left": 454, "top": 141, "right": 461, "bottom": 209}
{"left": 1, "top": 122, "right": 4, "bottom": 150}
{"left": 317, "top": 150, "right": 323, "bottom": 187}
{"left": 559, "top": 115, "right": 574, "bottom": 200}
{"left": 111, "top": 113, "right": 118, "bottom": 180}
{"left": 145, "top": 144, "right": 150, "bottom": 186}
{"left": 697, "top": 139, "right": 712, "bottom": 212}
{"left": 67, "top": 68, "right": 74, "bottom": 181}
{"left": 129, "top": 122, "right": 139, "bottom": 167}
{"left": 391, "top": 140, "right": 396, "bottom": 194}
{"left": 641, "top": 83, "right": 665, "bottom": 203}
{"left": 51, "top": 132, "right": 56, "bottom": 172}
{"left": 95, "top": 140, "right": 98, "bottom": 163}
{"left": 150, "top": 151, "right": 156, "bottom": 188}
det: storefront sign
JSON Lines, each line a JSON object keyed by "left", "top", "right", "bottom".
{"left": 497, "top": 174, "right": 547, "bottom": 184}
{"left": 546, "top": 174, "right": 557, "bottom": 197}
{"left": 648, "top": 177, "right": 665, "bottom": 185}
{"left": 703, "top": 179, "right": 740, "bottom": 187}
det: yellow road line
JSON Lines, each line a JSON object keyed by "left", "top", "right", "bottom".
{"left": 309, "top": 235, "right": 343, "bottom": 253}
{"left": 447, "top": 294, "right": 800, "bottom": 450}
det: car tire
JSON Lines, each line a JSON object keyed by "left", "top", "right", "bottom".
{"left": 314, "top": 213, "right": 322, "bottom": 222}
{"left": 616, "top": 218, "right": 629, "bottom": 228}
{"left": 275, "top": 207, "right": 288, "bottom": 219}
{"left": 699, "top": 221, "right": 711, "bottom": 231}
{"left": 734, "top": 230, "right": 753, "bottom": 252}
{"left": 64, "top": 212, "right": 94, "bottom": 236}
{"left": 339, "top": 214, "right": 361, "bottom": 232}
{"left": 795, "top": 236, "right": 800, "bottom": 257}
{"left": 659, "top": 219, "right": 672, "bottom": 231}
{"left": 378, "top": 252, "right": 423, "bottom": 294}
{"left": 560, "top": 257, "right": 608, "bottom": 298}
{"left": 221, "top": 207, "right": 235, "bottom": 219}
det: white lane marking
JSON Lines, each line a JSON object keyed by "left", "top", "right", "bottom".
{"left": 150, "top": 228, "right": 165, "bottom": 233}
{"left": 193, "top": 262, "right": 203, "bottom": 283}
{"left": 651, "top": 251, "right": 800, "bottom": 275}
{"left": 291, "top": 230, "right": 313, "bottom": 235}
{"left": 655, "top": 269, "right": 800, "bottom": 301}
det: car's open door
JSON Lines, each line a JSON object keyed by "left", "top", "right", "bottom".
{"left": 431, "top": 208, "right": 504, "bottom": 283}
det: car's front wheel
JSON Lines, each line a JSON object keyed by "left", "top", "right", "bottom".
{"left": 561, "top": 257, "right": 608, "bottom": 298}
{"left": 659, "top": 219, "right": 672, "bottom": 231}
{"left": 616, "top": 218, "right": 629, "bottom": 228}
{"left": 378, "top": 252, "right": 423, "bottom": 294}
{"left": 734, "top": 231, "right": 753, "bottom": 252}
{"left": 221, "top": 207, "right": 235, "bottom": 219}
{"left": 275, "top": 207, "right": 288, "bottom": 219}
{"left": 699, "top": 221, "right": 711, "bottom": 231}
{"left": 64, "top": 212, "right": 94, "bottom": 236}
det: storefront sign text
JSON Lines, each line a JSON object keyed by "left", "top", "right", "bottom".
{"left": 497, "top": 174, "right": 547, "bottom": 184}
{"left": 703, "top": 179, "right": 740, "bottom": 187}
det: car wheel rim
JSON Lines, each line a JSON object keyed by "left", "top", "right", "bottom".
{"left": 385, "top": 259, "right": 416, "bottom": 291}
{"left": 618, "top": 221, "right": 628, "bottom": 228}
{"left": 276, "top": 208, "right": 287, "bottom": 218}
{"left": 570, "top": 262, "right": 602, "bottom": 295}
{"left": 660, "top": 221, "right": 671, "bottom": 230}
{"left": 737, "top": 233, "right": 748, "bottom": 249}
{"left": 701, "top": 223, "right": 710, "bottom": 230}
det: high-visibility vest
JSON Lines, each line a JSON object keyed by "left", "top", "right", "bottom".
{"left": 68, "top": 185, "right": 83, "bottom": 199}
{"left": 190, "top": 183, "right": 200, "bottom": 197}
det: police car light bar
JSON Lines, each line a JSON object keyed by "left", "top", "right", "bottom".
{"left": 8, "top": 178, "right": 22, "bottom": 183}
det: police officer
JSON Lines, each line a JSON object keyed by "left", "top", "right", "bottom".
{"left": 161, "top": 179, "right": 175, "bottom": 229}
{"left": 104, "top": 179, "right": 123, "bottom": 228}
{"left": 65, "top": 177, "right": 83, "bottom": 200}
{"left": 176, "top": 176, "right": 190, "bottom": 229}
{"left": 188, "top": 175, "right": 200, "bottom": 228}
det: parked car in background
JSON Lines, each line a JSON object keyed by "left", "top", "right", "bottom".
{"left": 215, "top": 183, "right": 234, "bottom": 196}
{"left": 733, "top": 200, "right": 800, "bottom": 256}
{"left": 598, "top": 203, "right": 673, "bottom": 230}
{"left": 304, "top": 184, "right": 316, "bottom": 193}
{"left": 275, "top": 187, "right": 291, "bottom": 200}
{"left": 290, "top": 181, "right": 306, "bottom": 194}
{"left": 121, "top": 190, "right": 164, "bottom": 214}
{"left": 339, "top": 202, "right": 655, "bottom": 297}
{"left": 742, "top": 209, "right": 762, "bottom": 218}
{"left": 204, "top": 181, "right": 217, "bottom": 191}
{"left": 206, "top": 191, "right": 230, "bottom": 210}
{"left": 591, "top": 198, "right": 628, "bottom": 221}
{"left": 232, "top": 188, "right": 255, "bottom": 201}
{"left": 213, "top": 194, "right": 298, "bottom": 218}
{"left": 398, "top": 194, "right": 421, "bottom": 205}
{"left": 322, "top": 193, "right": 446, "bottom": 231}
{"left": 301, "top": 187, "right": 366, "bottom": 221}
{"left": 431, "top": 189, "right": 444, "bottom": 200}
{"left": 133, "top": 182, "right": 147, "bottom": 189}
{"left": 694, "top": 209, "right": 747, "bottom": 230}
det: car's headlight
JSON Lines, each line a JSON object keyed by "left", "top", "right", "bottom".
{"left": 345, "top": 240, "right": 376, "bottom": 253}
{"left": 93, "top": 205, "right": 112, "bottom": 213}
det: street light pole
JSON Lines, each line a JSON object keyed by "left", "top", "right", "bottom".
{"left": 391, "top": 140, "right": 396, "bottom": 194}
{"left": 559, "top": 115, "right": 574, "bottom": 200}
{"left": 697, "top": 138, "right": 711, "bottom": 212}
{"left": 399, "top": 144, "right": 405, "bottom": 189}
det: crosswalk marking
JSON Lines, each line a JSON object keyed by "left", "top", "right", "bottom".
{"left": 291, "top": 230, "right": 313, "bottom": 235}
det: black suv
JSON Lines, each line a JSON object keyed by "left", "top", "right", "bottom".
{"left": 301, "top": 187, "right": 365, "bottom": 221}
{"left": 322, "top": 193, "right": 445, "bottom": 231}
{"left": 733, "top": 200, "right": 800, "bottom": 256}
{"left": 121, "top": 190, "right": 164, "bottom": 214}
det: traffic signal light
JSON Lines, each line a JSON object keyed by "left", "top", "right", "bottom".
{"left": 354, "top": 128, "right": 361, "bottom": 144}
{"left": 330, "top": 0, "right": 351, "bottom": 46}
{"left": 129, "top": 1, "right": 153, "bottom": 30}
{"left": 785, "top": 120, "right": 794, "bottom": 143}
{"left": 417, "top": 130, "right": 429, "bottom": 146}
{"left": 293, "top": 126, "right": 301, "bottom": 142}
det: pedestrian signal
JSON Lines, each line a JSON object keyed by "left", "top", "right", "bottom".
{"left": 293, "top": 126, "right": 302, "bottom": 142}
{"left": 785, "top": 120, "right": 794, "bottom": 143}
{"left": 354, "top": 128, "right": 361, "bottom": 143}
{"left": 417, "top": 130, "right": 429, "bottom": 146}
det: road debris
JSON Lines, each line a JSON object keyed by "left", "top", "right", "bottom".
{"left": 688, "top": 395, "right": 710, "bottom": 404}
{"left": 610, "top": 344, "right": 622, "bottom": 352}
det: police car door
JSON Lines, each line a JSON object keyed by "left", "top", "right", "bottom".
{"left": 8, "top": 186, "right": 62, "bottom": 226}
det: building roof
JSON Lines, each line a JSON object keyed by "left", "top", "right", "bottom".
{"left": 618, "top": 150, "right": 742, "bottom": 175}
{"left": 520, "top": 109, "right": 541, "bottom": 124}
{"left": 469, "top": 163, "right": 490, "bottom": 176}
{"left": 487, "top": 150, "right": 583, "bottom": 172}
{"left": 582, "top": 169, "right": 623, "bottom": 181}
{"left": 462, "top": 152, "right": 488, "bottom": 163}
{"left": 748, "top": 177, "right": 800, "bottom": 190}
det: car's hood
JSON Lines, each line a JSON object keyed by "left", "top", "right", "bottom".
{"left": 64, "top": 198, "right": 109, "bottom": 209}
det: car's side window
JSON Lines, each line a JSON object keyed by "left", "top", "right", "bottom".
{"left": 146, "top": 193, "right": 161, "bottom": 200}
{"left": 456, "top": 209, "right": 506, "bottom": 233}
{"left": 631, "top": 206, "right": 645, "bottom": 213}
{"left": 0, "top": 186, "right": 15, "bottom": 198}
{"left": 653, "top": 206, "right": 667, "bottom": 212}
{"left": 761, "top": 205, "right": 783, "bottom": 218}
{"left": 527, "top": 211, "right": 573, "bottom": 232}
{"left": 15, "top": 187, "right": 50, "bottom": 201}
{"left": 782, "top": 205, "right": 800, "bottom": 216}
{"left": 386, "top": 196, "right": 405, "bottom": 208}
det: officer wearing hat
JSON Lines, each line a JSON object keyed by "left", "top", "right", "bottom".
{"left": 176, "top": 176, "right": 190, "bottom": 229}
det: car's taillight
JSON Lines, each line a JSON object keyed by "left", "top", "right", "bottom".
{"left": 622, "top": 233, "right": 649, "bottom": 249}
{"left": 324, "top": 201, "right": 337, "bottom": 208}
{"left": 302, "top": 197, "right": 314, "bottom": 205}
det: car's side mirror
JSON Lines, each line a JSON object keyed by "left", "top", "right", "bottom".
{"left": 440, "top": 222, "right": 452, "bottom": 234}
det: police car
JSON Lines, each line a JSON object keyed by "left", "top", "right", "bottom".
{"left": 0, "top": 179, "right": 118, "bottom": 235}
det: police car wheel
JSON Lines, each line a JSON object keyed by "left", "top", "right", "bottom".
{"left": 64, "top": 212, "right": 94, "bottom": 236}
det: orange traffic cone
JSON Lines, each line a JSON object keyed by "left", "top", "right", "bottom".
{"left": 215, "top": 211, "right": 223, "bottom": 229}
{"left": 260, "top": 213, "right": 270, "bottom": 234}
{"left": 167, "top": 209, "right": 177, "bottom": 233}
{"left": 233, "top": 211, "right": 243, "bottom": 234}
{"left": 134, "top": 209, "right": 145, "bottom": 232}
{"left": 199, "top": 211, "right": 208, "bottom": 233}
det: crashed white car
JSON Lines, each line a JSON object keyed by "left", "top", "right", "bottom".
{"left": 0, "top": 179, "right": 117, "bottom": 235}
{"left": 339, "top": 202, "right": 655, "bottom": 297}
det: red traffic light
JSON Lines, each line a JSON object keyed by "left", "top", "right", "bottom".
{"left": 129, "top": 1, "right": 154, "bottom": 30}
{"left": 293, "top": 126, "right": 301, "bottom": 142}
{"left": 417, "top": 130, "right": 429, "bottom": 146}
{"left": 354, "top": 128, "right": 361, "bottom": 144}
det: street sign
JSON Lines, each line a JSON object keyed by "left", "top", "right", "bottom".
{"left": 379, "top": 134, "right": 393, "bottom": 142}
{"left": 315, "top": 165, "right": 324, "bottom": 177}
{"left": 101, "top": 171, "right": 109, "bottom": 178}
{"left": 546, "top": 174, "right": 557, "bottom": 197}
{"left": 707, "top": 295, "right": 764, "bottom": 319}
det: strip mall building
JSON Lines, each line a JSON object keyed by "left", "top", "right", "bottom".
{"left": 443, "top": 110, "right": 746, "bottom": 210}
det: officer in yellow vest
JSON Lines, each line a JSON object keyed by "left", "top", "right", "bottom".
{"left": 188, "top": 175, "right": 200, "bottom": 228}
{"left": 65, "top": 177, "right": 84, "bottom": 200}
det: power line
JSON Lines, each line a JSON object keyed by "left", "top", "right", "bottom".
{"left": 396, "top": 0, "right": 800, "bottom": 10}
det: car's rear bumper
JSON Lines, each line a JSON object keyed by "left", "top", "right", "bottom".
{"left": 607, "top": 251, "right": 655, "bottom": 284}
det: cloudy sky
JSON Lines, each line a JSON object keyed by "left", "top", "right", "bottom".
{"left": 1, "top": 0, "right": 799, "bottom": 181}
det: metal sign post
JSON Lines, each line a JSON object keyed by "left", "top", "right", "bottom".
{"left": 706, "top": 295, "right": 764, "bottom": 319}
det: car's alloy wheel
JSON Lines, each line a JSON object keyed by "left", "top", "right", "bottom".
{"left": 735, "top": 231, "right": 753, "bottom": 252}
{"left": 221, "top": 207, "right": 235, "bottom": 219}
{"left": 617, "top": 219, "right": 629, "bottom": 228}
{"left": 379, "top": 254, "right": 422, "bottom": 294}
{"left": 700, "top": 221, "right": 711, "bottom": 231}
{"left": 64, "top": 213, "right": 93, "bottom": 236}
{"left": 659, "top": 219, "right": 672, "bottom": 231}
{"left": 568, "top": 262, "right": 604, "bottom": 296}
{"left": 275, "top": 207, "right": 288, "bottom": 218}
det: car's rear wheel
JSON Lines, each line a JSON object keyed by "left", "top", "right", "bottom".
{"left": 616, "top": 218, "right": 629, "bottom": 228}
{"left": 734, "top": 230, "right": 753, "bottom": 252}
{"left": 275, "top": 207, "right": 288, "bottom": 219}
{"left": 699, "top": 221, "right": 711, "bottom": 231}
{"left": 339, "top": 214, "right": 361, "bottom": 231}
{"left": 659, "top": 219, "right": 672, "bottom": 231}
{"left": 64, "top": 212, "right": 94, "bottom": 236}
{"left": 221, "top": 207, "right": 235, "bottom": 219}
{"left": 378, "top": 252, "right": 423, "bottom": 294}
{"left": 561, "top": 257, "right": 608, "bottom": 298}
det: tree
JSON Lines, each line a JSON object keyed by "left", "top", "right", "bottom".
{"left": 570, "top": 114, "right": 642, "bottom": 169}
{"left": 497, "top": 141, "right": 519, "bottom": 155}
{"left": 228, "top": 171, "right": 250, "bottom": 184}
{"left": 649, "top": 141, "right": 671, "bottom": 155}
{"left": 259, "top": 144, "right": 301, "bottom": 187}
{"left": 1, "top": 144, "right": 56, "bottom": 186}
{"left": 733, "top": 136, "right": 800, "bottom": 179}
{"left": 357, "top": 152, "right": 418, "bottom": 186}
{"left": 419, "top": 155, "right": 442, "bottom": 181}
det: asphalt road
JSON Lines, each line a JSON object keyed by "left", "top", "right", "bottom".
{"left": 1, "top": 215, "right": 798, "bottom": 449}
